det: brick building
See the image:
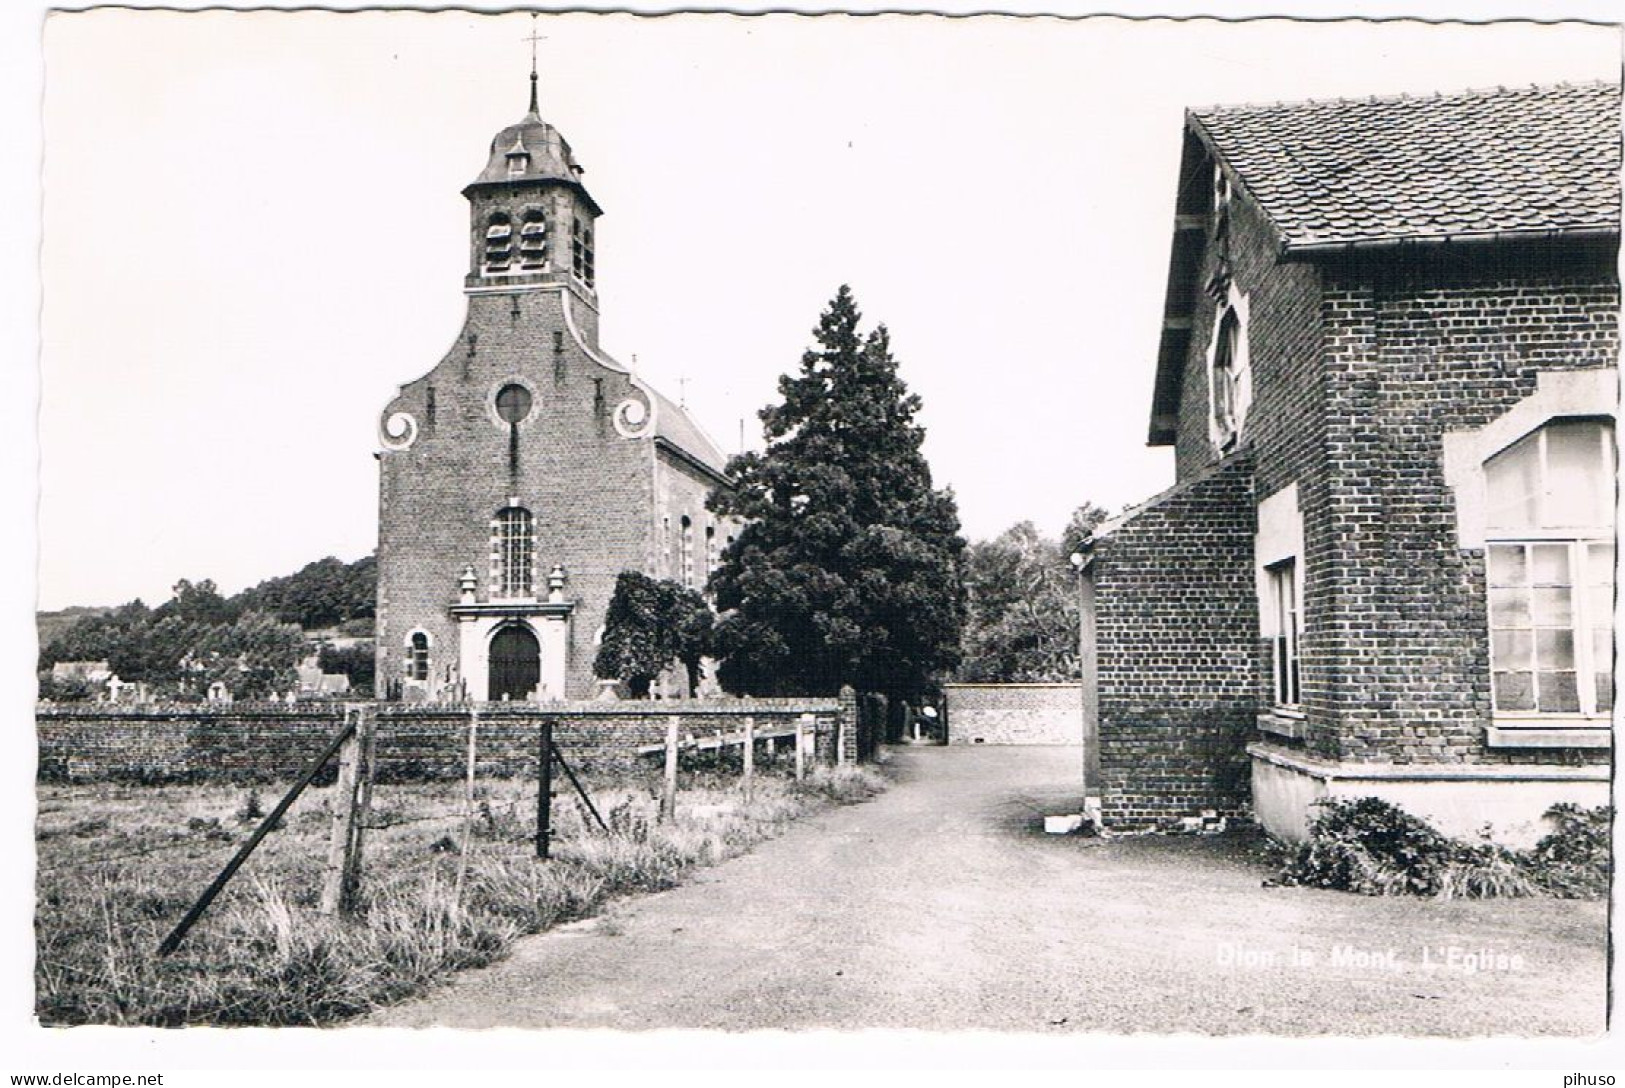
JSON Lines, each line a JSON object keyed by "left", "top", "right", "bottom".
{"left": 376, "top": 75, "right": 736, "bottom": 702}
{"left": 1085, "top": 83, "right": 1618, "bottom": 844}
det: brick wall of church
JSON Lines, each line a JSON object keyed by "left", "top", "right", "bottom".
{"left": 1092, "top": 453, "right": 1258, "bottom": 828}
{"left": 376, "top": 286, "right": 654, "bottom": 700}
{"left": 653, "top": 447, "right": 736, "bottom": 593}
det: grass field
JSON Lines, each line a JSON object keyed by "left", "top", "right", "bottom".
{"left": 35, "top": 760, "right": 887, "bottom": 1026}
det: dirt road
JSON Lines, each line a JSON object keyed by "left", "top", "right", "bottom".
{"left": 364, "top": 746, "right": 1607, "bottom": 1034}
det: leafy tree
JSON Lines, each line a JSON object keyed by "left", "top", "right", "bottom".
{"left": 958, "top": 521, "right": 1081, "bottom": 683}
{"left": 38, "top": 600, "right": 148, "bottom": 673}
{"left": 1062, "top": 502, "right": 1111, "bottom": 560}
{"left": 669, "top": 586, "right": 716, "bottom": 697}
{"left": 187, "top": 611, "right": 305, "bottom": 699}
{"left": 156, "top": 579, "right": 235, "bottom": 627}
{"left": 593, "top": 572, "right": 716, "bottom": 698}
{"left": 35, "top": 670, "right": 99, "bottom": 703}
{"left": 708, "top": 286, "right": 965, "bottom": 700}
{"left": 318, "top": 644, "right": 376, "bottom": 697}
{"left": 234, "top": 555, "right": 376, "bottom": 629}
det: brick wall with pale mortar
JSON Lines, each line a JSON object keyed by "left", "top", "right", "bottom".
{"left": 1159, "top": 171, "right": 1617, "bottom": 771}
{"left": 1092, "top": 453, "right": 1257, "bottom": 827}
{"left": 1309, "top": 243, "right": 1618, "bottom": 766}
{"left": 942, "top": 684, "right": 1083, "bottom": 745}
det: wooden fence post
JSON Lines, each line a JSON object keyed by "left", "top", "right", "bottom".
{"left": 536, "top": 718, "right": 554, "bottom": 859}
{"left": 454, "top": 707, "right": 480, "bottom": 895}
{"left": 742, "top": 716, "right": 755, "bottom": 803}
{"left": 660, "top": 715, "right": 679, "bottom": 822}
{"left": 794, "top": 713, "right": 809, "bottom": 784}
{"left": 320, "top": 705, "right": 374, "bottom": 917}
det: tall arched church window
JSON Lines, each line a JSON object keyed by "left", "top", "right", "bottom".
{"left": 484, "top": 213, "right": 513, "bottom": 274}
{"left": 705, "top": 525, "right": 717, "bottom": 580}
{"left": 680, "top": 516, "right": 694, "bottom": 588}
{"left": 1212, "top": 307, "right": 1243, "bottom": 449}
{"left": 519, "top": 209, "right": 547, "bottom": 270}
{"left": 494, "top": 506, "right": 536, "bottom": 599}
{"left": 1485, "top": 419, "right": 1615, "bottom": 718}
{"left": 408, "top": 632, "right": 431, "bottom": 682}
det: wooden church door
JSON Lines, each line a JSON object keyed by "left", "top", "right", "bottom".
{"left": 488, "top": 624, "right": 541, "bottom": 702}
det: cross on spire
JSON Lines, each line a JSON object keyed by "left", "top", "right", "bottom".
{"left": 524, "top": 17, "right": 546, "bottom": 116}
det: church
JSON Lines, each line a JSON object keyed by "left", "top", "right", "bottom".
{"left": 375, "top": 70, "right": 737, "bottom": 702}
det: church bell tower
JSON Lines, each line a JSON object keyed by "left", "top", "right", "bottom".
{"left": 461, "top": 55, "right": 604, "bottom": 345}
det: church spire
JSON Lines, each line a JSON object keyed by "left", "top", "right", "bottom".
{"left": 525, "top": 18, "right": 543, "bottom": 118}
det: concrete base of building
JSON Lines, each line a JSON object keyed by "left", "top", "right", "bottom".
{"left": 1249, "top": 741, "right": 1610, "bottom": 849}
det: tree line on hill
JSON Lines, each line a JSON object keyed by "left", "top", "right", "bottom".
{"left": 37, "top": 555, "right": 376, "bottom": 702}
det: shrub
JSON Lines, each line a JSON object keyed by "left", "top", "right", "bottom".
{"left": 1280, "top": 797, "right": 1454, "bottom": 896}
{"left": 1527, "top": 803, "right": 1613, "bottom": 899}
{"left": 1278, "top": 797, "right": 1610, "bottom": 900}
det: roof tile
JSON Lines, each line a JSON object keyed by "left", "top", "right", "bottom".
{"left": 1190, "top": 82, "right": 1621, "bottom": 250}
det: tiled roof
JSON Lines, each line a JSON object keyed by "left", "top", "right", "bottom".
{"left": 651, "top": 387, "right": 731, "bottom": 479}
{"left": 466, "top": 110, "right": 602, "bottom": 215}
{"left": 1190, "top": 82, "right": 1621, "bottom": 251}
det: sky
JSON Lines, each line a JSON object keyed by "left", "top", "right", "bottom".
{"left": 32, "top": 11, "right": 1620, "bottom": 612}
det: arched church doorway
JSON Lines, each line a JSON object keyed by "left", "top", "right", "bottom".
{"left": 488, "top": 623, "right": 541, "bottom": 702}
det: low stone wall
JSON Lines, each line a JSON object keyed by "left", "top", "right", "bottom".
{"left": 36, "top": 697, "right": 852, "bottom": 784}
{"left": 942, "top": 684, "right": 1083, "bottom": 745}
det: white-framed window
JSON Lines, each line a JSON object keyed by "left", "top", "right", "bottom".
{"left": 1206, "top": 286, "right": 1251, "bottom": 454}
{"left": 705, "top": 524, "right": 717, "bottom": 579}
{"left": 1267, "top": 559, "right": 1301, "bottom": 709}
{"left": 407, "top": 631, "right": 431, "bottom": 682}
{"left": 494, "top": 506, "right": 535, "bottom": 599}
{"left": 1485, "top": 418, "right": 1615, "bottom": 720}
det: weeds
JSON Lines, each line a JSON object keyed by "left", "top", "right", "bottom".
{"left": 36, "top": 764, "right": 887, "bottom": 1026}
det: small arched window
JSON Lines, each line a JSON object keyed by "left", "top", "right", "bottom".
{"left": 484, "top": 213, "right": 513, "bottom": 274}
{"left": 407, "top": 632, "right": 430, "bottom": 682}
{"left": 494, "top": 506, "right": 535, "bottom": 598}
{"left": 1485, "top": 418, "right": 1615, "bottom": 718}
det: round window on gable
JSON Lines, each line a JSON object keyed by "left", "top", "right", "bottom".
{"left": 495, "top": 383, "right": 534, "bottom": 424}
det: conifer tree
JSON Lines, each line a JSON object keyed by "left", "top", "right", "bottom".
{"left": 708, "top": 286, "right": 965, "bottom": 700}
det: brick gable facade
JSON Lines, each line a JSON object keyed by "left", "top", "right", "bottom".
{"left": 1089, "top": 85, "right": 1617, "bottom": 843}
{"left": 375, "top": 97, "right": 736, "bottom": 703}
